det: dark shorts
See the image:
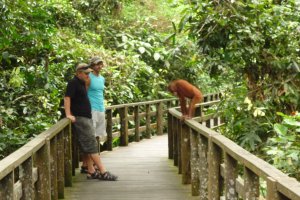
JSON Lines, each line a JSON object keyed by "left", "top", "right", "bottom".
{"left": 72, "top": 116, "right": 98, "bottom": 154}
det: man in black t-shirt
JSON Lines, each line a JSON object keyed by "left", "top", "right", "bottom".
{"left": 64, "top": 63, "right": 117, "bottom": 181}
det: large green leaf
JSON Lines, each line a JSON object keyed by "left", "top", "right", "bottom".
{"left": 274, "top": 123, "right": 288, "bottom": 136}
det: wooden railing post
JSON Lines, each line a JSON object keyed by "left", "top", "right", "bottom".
{"left": 50, "top": 136, "right": 58, "bottom": 200}
{"left": 71, "top": 124, "right": 78, "bottom": 176}
{"left": 178, "top": 120, "right": 182, "bottom": 174}
{"left": 208, "top": 140, "right": 222, "bottom": 199}
{"left": 195, "top": 101, "right": 203, "bottom": 118}
{"left": 64, "top": 125, "right": 72, "bottom": 187}
{"left": 106, "top": 109, "right": 113, "bottom": 150}
{"left": 134, "top": 105, "right": 140, "bottom": 142}
{"left": 168, "top": 112, "right": 173, "bottom": 159}
{"left": 57, "top": 131, "right": 65, "bottom": 199}
{"left": 120, "top": 106, "right": 129, "bottom": 146}
{"left": 181, "top": 123, "right": 191, "bottom": 184}
{"left": 35, "top": 139, "right": 51, "bottom": 200}
{"left": 145, "top": 104, "right": 151, "bottom": 139}
{"left": 225, "top": 153, "right": 238, "bottom": 200}
{"left": 266, "top": 177, "right": 280, "bottom": 200}
{"left": 199, "top": 135, "right": 209, "bottom": 200}
{"left": 173, "top": 118, "right": 178, "bottom": 167}
{"left": 20, "top": 157, "right": 33, "bottom": 200}
{"left": 167, "top": 101, "right": 172, "bottom": 109}
{"left": 190, "top": 129, "right": 199, "bottom": 196}
{"left": 244, "top": 167, "right": 259, "bottom": 199}
{"left": 0, "top": 172, "right": 14, "bottom": 199}
{"left": 156, "top": 102, "right": 163, "bottom": 135}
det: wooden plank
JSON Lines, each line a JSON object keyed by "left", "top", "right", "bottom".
{"left": 225, "top": 153, "right": 238, "bottom": 200}
{"left": 50, "top": 136, "right": 58, "bottom": 200}
{"left": 177, "top": 120, "right": 182, "bottom": 174}
{"left": 0, "top": 172, "right": 14, "bottom": 200}
{"left": 145, "top": 104, "right": 151, "bottom": 139}
{"left": 266, "top": 177, "right": 280, "bottom": 200}
{"left": 64, "top": 126, "right": 72, "bottom": 187}
{"left": 168, "top": 113, "right": 173, "bottom": 159}
{"left": 57, "top": 131, "right": 65, "bottom": 199}
{"left": 212, "top": 134, "right": 286, "bottom": 179}
{"left": 120, "top": 106, "right": 129, "bottom": 146}
{"left": 106, "top": 98, "right": 177, "bottom": 110}
{"left": 134, "top": 105, "right": 140, "bottom": 142}
{"left": 36, "top": 118, "right": 70, "bottom": 140}
{"left": 0, "top": 139, "right": 44, "bottom": 180}
{"left": 71, "top": 124, "right": 78, "bottom": 176}
{"left": 156, "top": 102, "right": 163, "bottom": 135}
{"left": 35, "top": 139, "right": 51, "bottom": 200}
{"left": 235, "top": 176, "right": 244, "bottom": 197}
{"left": 208, "top": 139, "right": 222, "bottom": 199}
{"left": 14, "top": 180, "right": 22, "bottom": 200}
{"left": 276, "top": 177, "right": 300, "bottom": 200}
{"left": 199, "top": 135, "right": 208, "bottom": 200}
{"left": 244, "top": 167, "right": 259, "bottom": 199}
{"left": 183, "top": 122, "right": 288, "bottom": 181}
{"left": 181, "top": 123, "right": 191, "bottom": 184}
{"left": 20, "top": 157, "right": 33, "bottom": 200}
{"left": 63, "top": 135, "right": 198, "bottom": 200}
{"left": 106, "top": 109, "right": 113, "bottom": 150}
{"left": 190, "top": 130, "right": 199, "bottom": 196}
{"left": 173, "top": 118, "right": 178, "bottom": 167}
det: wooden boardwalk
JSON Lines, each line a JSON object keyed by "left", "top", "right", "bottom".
{"left": 63, "top": 134, "right": 197, "bottom": 200}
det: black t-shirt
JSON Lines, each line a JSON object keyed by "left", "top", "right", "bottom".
{"left": 65, "top": 76, "right": 92, "bottom": 118}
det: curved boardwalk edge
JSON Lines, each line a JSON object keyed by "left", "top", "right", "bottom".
{"left": 168, "top": 98, "right": 300, "bottom": 200}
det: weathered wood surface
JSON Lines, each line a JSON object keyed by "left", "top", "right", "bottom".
{"left": 168, "top": 104, "right": 300, "bottom": 200}
{"left": 63, "top": 135, "right": 198, "bottom": 200}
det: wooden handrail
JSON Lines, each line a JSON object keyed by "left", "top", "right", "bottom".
{"left": 103, "top": 98, "right": 180, "bottom": 149}
{"left": 168, "top": 96, "right": 300, "bottom": 200}
{"left": 0, "top": 92, "right": 222, "bottom": 200}
{"left": 0, "top": 97, "right": 180, "bottom": 199}
{"left": 102, "top": 94, "right": 221, "bottom": 149}
{"left": 0, "top": 118, "right": 71, "bottom": 200}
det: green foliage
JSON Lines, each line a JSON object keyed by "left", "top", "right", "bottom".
{"left": 0, "top": 0, "right": 217, "bottom": 159}
{"left": 264, "top": 112, "right": 300, "bottom": 180}
{"left": 182, "top": 0, "right": 300, "bottom": 110}
{"left": 219, "top": 84, "right": 274, "bottom": 151}
{"left": 182, "top": 0, "right": 300, "bottom": 179}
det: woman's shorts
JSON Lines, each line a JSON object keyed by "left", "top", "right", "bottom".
{"left": 72, "top": 116, "right": 98, "bottom": 154}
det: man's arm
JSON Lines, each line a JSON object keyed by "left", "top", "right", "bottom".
{"left": 85, "top": 76, "right": 91, "bottom": 89}
{"left": 64, "top": 96, "right": 76, "bottom": 123}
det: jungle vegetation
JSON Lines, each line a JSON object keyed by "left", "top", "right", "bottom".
{"left": 0, "top": 0, "right": 299, "bottom": 180}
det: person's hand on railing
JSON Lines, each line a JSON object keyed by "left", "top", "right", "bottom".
{"left": 66, "top": 115, "right": 76, "bottom": 123}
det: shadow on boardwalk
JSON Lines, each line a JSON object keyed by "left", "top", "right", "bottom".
{"left": 63, "top": 134, "right": 198, "bottom": 200}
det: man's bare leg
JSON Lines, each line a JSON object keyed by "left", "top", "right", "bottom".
{"left": 89, "top": 153, "right": 106, "bottom": 174}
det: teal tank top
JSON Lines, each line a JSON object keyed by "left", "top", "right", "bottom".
{"left": 88, "top": 73, "right": 105, "bottom": 112}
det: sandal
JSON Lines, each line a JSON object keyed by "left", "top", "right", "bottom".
{"left": 81, "top": 165, "right": 99, "bottom": 174}
{"left": 87, "top": 171, "right": 100, "bottom": 179}
{"left": 80, "top": 166, "right": 88, "bottom": 174}
{"left": 99, "top": 171, "right": 118, "bottom": 181}
{"left": 93, "top": 164, "right": 99, "bottom": 171}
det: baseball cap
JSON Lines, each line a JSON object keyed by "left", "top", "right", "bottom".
{"left": 76, "top": 63, "right": 93, "bottom": 73}
{"left": 90, "top": 57, "right": 103, "bottom": 65}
